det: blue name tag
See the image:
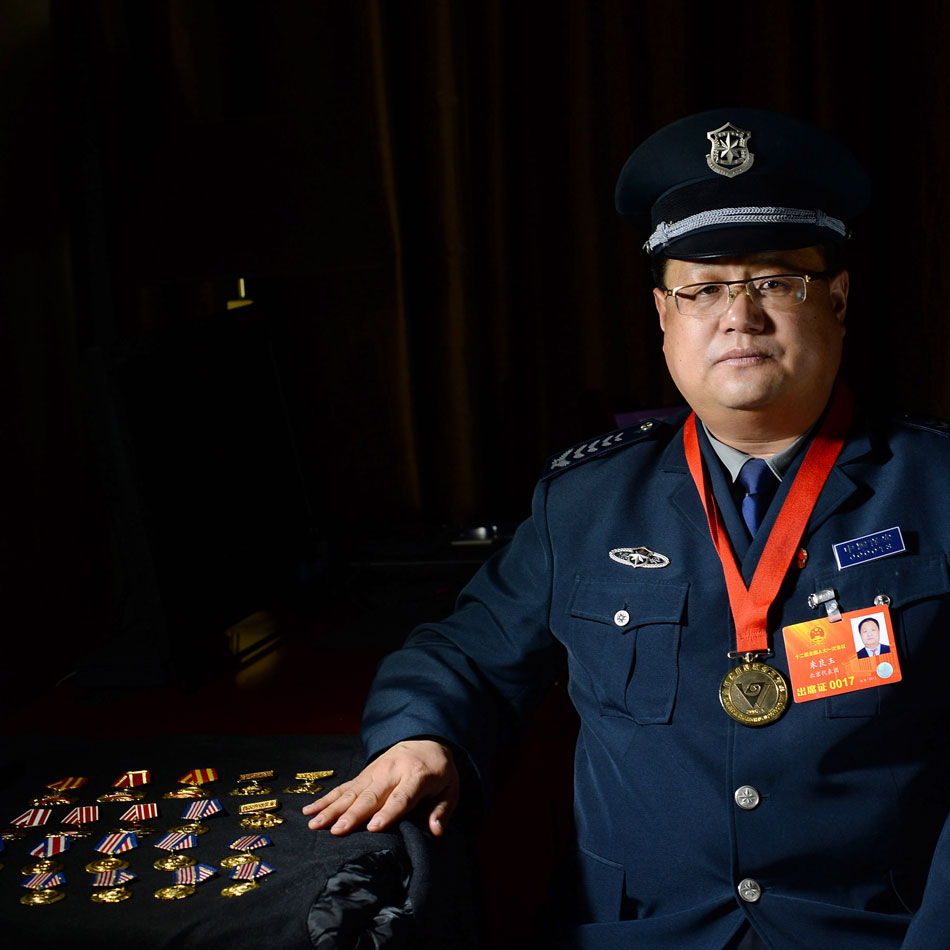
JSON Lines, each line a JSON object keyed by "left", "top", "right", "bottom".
{"left": 833, "top": 526, "right": 905, "bottom": 570}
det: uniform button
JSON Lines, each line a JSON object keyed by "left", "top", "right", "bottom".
{"left": 734, "top": 785, "right": 761, "bottom": 810}
{"left": 874, "top": 593, "right": 892, "bottom": 607}
{"left": 738, "top": 878, "right": 762, "bottom": 903}
{"left": 613, "top": 609, "right": 630, "bottom": 627}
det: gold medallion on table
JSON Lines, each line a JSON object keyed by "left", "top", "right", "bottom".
{"left": 91, "top": 886, "right": 132, "bottom": 903}
{"left": 239, "top": 812, "right": 285, "bottom": 830}
{"left": 98, "top": 791, "right": 144, "bottom": 803}
{"left": 221, "top": 880, "right": 258, "bottom": 898}
{"left": 238, "top": 798, "right": 283, "bottom": 829}
{"left": 220, "top": 852, "right": 262, "bottom": 870}
{"left": 20, "top": 888, "right": 66, "bottom": 906}
{"left": 284, "top": 782, "right": 322, "bottom": 795}
{"left": 153, "top": 884, "right": 196, "bottom": 901}
{"left": 85, "top": 857, "right": 129, "bottom": 873}
{"left": 229, "top": 782, "right": 272, "bottom": 797}
{"left": 30, "top": 793, "right": 77, "bottom": 807}
{"left": 112, "top": 823, "right": 158, "bottom": 837}
{"left": 21, "top": 859, "right": 64, "bottom": 876}
{"left": 60, "top": 826, "right": 92, "bottom": 839}
{"left": 168, "top": 822, "right": 208, "bottom": 836}
{"left": 720, "top": 661, "right": 789, "bottom": 726}
{"left": 163, "top": 785, "right": 204, "bottom": 800}
{"left": 153, "top": 853, "right": 197, "bottom": 871}
{"left": 287, "top": 770, "right": 334, "bottom": 793}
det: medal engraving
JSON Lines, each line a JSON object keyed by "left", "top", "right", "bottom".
{"left": 720, "top": 662, "right": 789, "bottom": 726}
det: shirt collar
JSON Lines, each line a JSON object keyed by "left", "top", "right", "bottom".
{"left": 701, "top": 421, "right": 809, "bottom": 483}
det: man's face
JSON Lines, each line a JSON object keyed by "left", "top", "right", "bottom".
{"left": 653, "top": 248, "right": 849, "bottom": 431}
{"left": 859, "top": 619, "right": 881, "bottom": 649}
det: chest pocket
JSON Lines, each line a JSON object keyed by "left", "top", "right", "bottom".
{"left": 567, "top": 577, "right": 688, "bottom": 724}
{"left": 817, "top": 554, "right": 950, "bottom": 718}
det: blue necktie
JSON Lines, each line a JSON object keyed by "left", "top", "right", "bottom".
{"left": 736, "top": 458, "right": 778, "bottom": 537}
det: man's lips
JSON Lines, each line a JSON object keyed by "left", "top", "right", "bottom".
{"left": 715, "top": 348, "right": 774, "bottom": 365}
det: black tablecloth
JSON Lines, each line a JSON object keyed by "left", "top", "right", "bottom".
{"left": 1, "top": 734, "right": 477, "bottom": 949}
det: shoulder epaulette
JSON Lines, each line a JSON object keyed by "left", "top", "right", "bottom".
{"left": 542, "top": 417, "right": 673, "bottom": 480}
{"left": 895, "top": 412, "right": 950, "bottom": 437}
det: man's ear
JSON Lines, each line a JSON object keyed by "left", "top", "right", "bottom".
{"left": 829, "top": 269, "right": 849, "bottom": 326}
{"left": 653, "top": 287, "right": 668, "bottom": 332}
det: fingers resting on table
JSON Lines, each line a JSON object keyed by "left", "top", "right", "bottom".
{"left": 302, "top": 738, "right": 459, "bottom": 837}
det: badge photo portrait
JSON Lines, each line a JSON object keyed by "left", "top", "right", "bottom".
{"left": 850, "top": 612, "right": 890, "bottom": 658}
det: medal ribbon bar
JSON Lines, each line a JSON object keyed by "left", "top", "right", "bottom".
{"left": 30, "top": 837, "right": 71, "bottom": 858}
{"left": 11, "top": 808, "right": 52, "bottom": 828}
{"left": 95, "top": 832, "right": 138, "bottom": 854}
{"left": 46, "top": 777, "right": 87, "bottom": 791}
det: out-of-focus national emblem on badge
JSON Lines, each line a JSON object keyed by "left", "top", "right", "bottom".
{"left": 706, "top": 122, "right": 754, "bottom": 178}
{"left": 609, "top": 547, "right": 670, "bottom": 569}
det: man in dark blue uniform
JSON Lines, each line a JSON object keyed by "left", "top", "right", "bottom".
{"left": 304, "top": 109, "right": 950, "bottom": 948}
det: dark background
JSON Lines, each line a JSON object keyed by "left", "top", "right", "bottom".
{"left": 5, "top": 0, "right": 949, "bottom": 687}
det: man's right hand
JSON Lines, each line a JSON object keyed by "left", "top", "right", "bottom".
{"left": 302, "top": 738, "right": 459, "bottom": 837}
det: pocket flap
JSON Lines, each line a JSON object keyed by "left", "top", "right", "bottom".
{"left": 569, "top": 577, "right": 688, "bottom": 627}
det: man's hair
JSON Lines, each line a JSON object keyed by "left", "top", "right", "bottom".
{"left": 651, "top": 242, "right": 845, "bottom": 290}
{"left": 859, "top": 617, "right": 880, "bottom": 631}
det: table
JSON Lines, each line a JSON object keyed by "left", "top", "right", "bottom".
{"left": 1, "top": 734, "right": 477, "bottom": 948}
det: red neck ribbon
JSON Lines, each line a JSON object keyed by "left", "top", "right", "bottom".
{"left": 683, "top": 384, "right": 853, "bottom": 656}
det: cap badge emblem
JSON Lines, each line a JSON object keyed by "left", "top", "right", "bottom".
{"left": 706, "top": 122, "right": 754, "bottom": 178}
{"left": 609, "top": 547, "right": 670, "bottom": 569}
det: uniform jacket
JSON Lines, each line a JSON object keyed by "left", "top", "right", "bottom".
{"left": 361, "top": 400, "right": 950, "bottom": 949}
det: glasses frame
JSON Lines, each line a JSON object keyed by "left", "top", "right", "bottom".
{"left": 664, "top": 272, "right": 830, "bottom": 318}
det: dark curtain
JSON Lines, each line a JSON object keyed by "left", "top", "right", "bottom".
{"left": 5, "top": 0, "right": 950, "bottom": 676}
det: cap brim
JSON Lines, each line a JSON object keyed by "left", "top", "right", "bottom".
{"left": 658, "top": 223, "right": 842, "bottom": 260}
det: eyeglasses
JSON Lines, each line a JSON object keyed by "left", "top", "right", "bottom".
{"left": 664, "top": 273, "right": 828, "bottom": 318}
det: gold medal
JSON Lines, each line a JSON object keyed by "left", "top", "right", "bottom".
{"left": 153, "top": 884, "right": 196, "bottom": 900}
{"left": 91, "top": 886, "right": 132, "bottom": 903}
{"left": 296, "top": 770, "right": 334, "bottom": 780}
{"left": 283, "top": 782, "right": 322, "bottom": 795}
{"left": 20, "top": 888, "right": 66, "bottom": 906}
{"left": 21, "top": 859, "right": 64, "bottom": 876}
{"left": 153, "top": 853, "right": 197, "bottom": 871}
{"left": 112, "top": 823, "right": 158, "bottom": 837}
{"left": 720, "top": 661, "right": 789, "bottom": 726}
{"left": 85, "top": 857, "right": 130, "bottom": 873}
{"left": 168, "top": 822, "right": 209, "bottom": 836}
{"left": 229, "top": 783, "right": 272, "bottom": 797}
{"left": 30, "top": 793, "right": 77, "bottom": 807}
{"left": 220, "top": 852, "right": 262, "bottom": 869}
{"left": 163, "top": 785, "right": 204, "bottom": 800}
{"left": 97, "top": 791, "right": 143, "bottom": 803}
{"left": 239, "top": 812, "right": 285, "bottom": 830}
{"left": 221, "top": 880, "right": 258, "bottom": 898}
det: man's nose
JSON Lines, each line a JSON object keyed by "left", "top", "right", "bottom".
{"left": 721, "top": 282, "right": 765, "bottom": 332}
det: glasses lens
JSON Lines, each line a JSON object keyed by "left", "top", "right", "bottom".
{"left": 674, "top": 283, "right": 728, "bottom": 316}
{"left": 750, "top": 275, "right": 806, "bottom": 305}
